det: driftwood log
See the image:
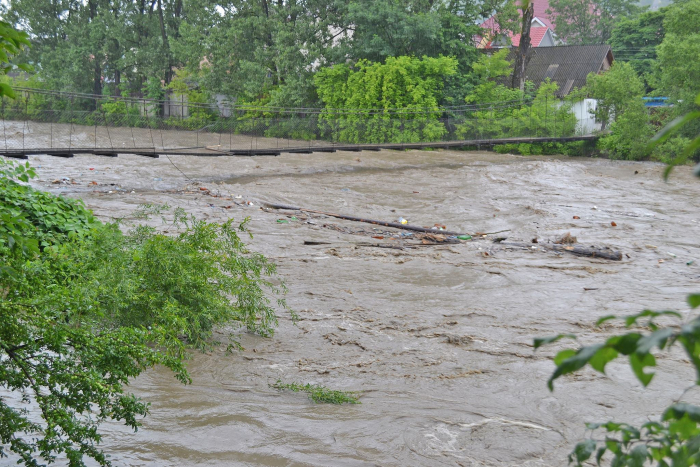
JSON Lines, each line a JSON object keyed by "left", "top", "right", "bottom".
{"left": 264, "top": 202, "right": 470, "bottom": 237}
{"left": 499, "top": 242, "right": 622, "bottom": 261}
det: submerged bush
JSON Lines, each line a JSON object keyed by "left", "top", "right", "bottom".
{"left": 0, "top": 160, "right": 290, "bottom": 465}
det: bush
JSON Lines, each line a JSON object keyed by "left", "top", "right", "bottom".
{"left": 494, "top": 140, "right": 595, "bottom": 156}
{"left": 651, "top": 136, "right": 692, "bottom": 163}
{"left": 598, "top": 101, "right": 654, "bottom": 160}
{"left": 0, "top": 161, "right": 290, "bottom": 465}
{"left": 457, "top": 80, "right": 577, "bottom": 141}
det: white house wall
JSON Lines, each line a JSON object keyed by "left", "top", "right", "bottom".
{"left": 571, "top": 99, "right": 601, "bottom": 134}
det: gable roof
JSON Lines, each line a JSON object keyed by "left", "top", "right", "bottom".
{"left": 504, "top": 45, "right": 614, "bottom": 97}
{"left": 484, "top": 26, "right": 552, "bottom": 48}
{"left": 479, "top": 0, "right": 555, "bottom": 36}
{"left": 509, "top": 26, "right": 551, "bottom": 47}
{"left": 532, "top": 0, "right": 554, "bottom": 29}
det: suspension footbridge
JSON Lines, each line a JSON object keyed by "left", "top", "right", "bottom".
{"left": 0, "top": 87, "right": 600, "bottom": 159}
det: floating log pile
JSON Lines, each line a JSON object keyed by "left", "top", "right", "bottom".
{"left": 264, "top": 202, "right": 470, "bottom": 237}
{"left": 498, "top": 242, "right": 623, "bottom": 261}
{"left": 266, "top": 202, "right": 623, "bottom": 261}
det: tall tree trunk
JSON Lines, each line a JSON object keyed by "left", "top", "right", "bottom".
{"left": 260, "top": 0, "right": 280, "bottom": 85}
{"left": 512, "top": 0, "right": 534, "bottom": 92}
{"left": 157, "top": 0, "right": 172, "bottom": 84}
{"left": 114, "top": 69, "right": 121, "bottom": 96}
{"left": 89, "top": 0, "right": 102, "bottom": 103}
{"left": 173, "top": 0, "right": 183, "bottom": 39}
{"left": 94, "top": 61, "right": 102, "bottom": 97}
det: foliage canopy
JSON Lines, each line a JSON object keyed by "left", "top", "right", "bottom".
{"left": 315, "top": 55, "right": 457, "bottom": 143}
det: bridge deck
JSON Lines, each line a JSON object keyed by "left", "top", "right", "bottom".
{"left": 0, "top": 135, "right": 598, "bottom": 159}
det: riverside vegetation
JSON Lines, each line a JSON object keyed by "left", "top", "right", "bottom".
{"left": 0, "top": 0, "right": 698, "bottom": 161}
{"left": 0, "top": 156, "right": 294, "bottom": 465}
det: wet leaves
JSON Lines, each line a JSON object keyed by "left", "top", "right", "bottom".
{"left": 538, "top": 306, "right": 697, "bottom": 390}
{"left": 689, "top": 295, "right": 700, "bottom": 309}
{"left": 533, "top": 334, "right": 577, "bottom": 350}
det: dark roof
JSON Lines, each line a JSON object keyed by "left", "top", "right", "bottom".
{"left": 504, "top": 45, "right": 614, "bottom": 97}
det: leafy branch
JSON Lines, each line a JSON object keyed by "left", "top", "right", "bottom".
{"left": 537, "top": 296, "right": 700, "bottom": 466}
{"left": 535, "top": 93, "right": 700, "bottom": 466}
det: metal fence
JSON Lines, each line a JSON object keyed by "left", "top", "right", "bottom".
{"left": 0, "top": 87, "right": 596, "bottom": 155}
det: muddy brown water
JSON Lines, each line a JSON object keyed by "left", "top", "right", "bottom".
{"left": 12, "top": 150, "right": 700, "bottom": 466}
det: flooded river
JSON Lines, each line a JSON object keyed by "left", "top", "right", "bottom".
{"left": 23, "top": 149, "right": 700, "bottom": 466}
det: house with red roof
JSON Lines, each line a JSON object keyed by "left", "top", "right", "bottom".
{"left": 477, "top": 0, "right": 559, "bottom": 49}
{"left": 482, "top": 25, "right": 556, "bottom": 48}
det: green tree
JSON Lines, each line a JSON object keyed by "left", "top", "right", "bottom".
{"left": 459, "top": 78, "right": 576, "bottom": 141}
{"left": 340, "top": 0, "right": 516, "bottom": 105}
{"left": 609, "top": 8, "right": 667, "bottom": 90}
{"left": 547, "top": 0, "right": 643, "bottom": 45}
{"left": 0, "top": 162, "right": 290, "bottom": 466}
{"left": 598, "top": 101, "right": 653, "bottom": 159}
{"left": 583, "top": 61, "right": 675, "bottom": 161}
{"left": 586, "top": 62, "right": 653, "bottom": 160}
{"left": 647, "top": 0, "right": 700, "bottom": 160}
{"left": 584, "top": 0, "right": 700, "bottom": 162}
{"left": 314, "top": 55, "right": 457, "bottom": 143}
{"left": 5, "top": 0, "right": 183, "bottom": 98}
{"left": 585, "top": 61, "right": 645, "bottom": 131}
{"left": 655, "top": 0, "right": 700, "bottom": 105}
{"left": 464, "top": 49, "right": 522, "bottom": 104}
{"left": 338, "top": 0, "right": 505, "bottom": 64}
{"left": 172, "top": 0, "right": 346, "bottom": 107}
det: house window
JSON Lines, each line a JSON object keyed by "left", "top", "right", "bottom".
{"left": 561, "top": 79, "right": 574, "bottom": 95}
{"left": 544, "top": 64, "right": 559, "bottom": 80}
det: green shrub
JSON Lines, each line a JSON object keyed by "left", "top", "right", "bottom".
{"left": 494, "top": 141, "right": 594, "bottom": 156}
{"left": 0, "top": 160, "right": 290, "bottom": 465}
{"left": 651, "top": 136, "right": 692, "bottom": 163}
{"left": 598, "top": 102, "right": 654, "bottom": 160}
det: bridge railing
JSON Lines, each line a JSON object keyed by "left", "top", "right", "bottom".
{"left": 0, "top": 88, "right": 593, "bottom": 154}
